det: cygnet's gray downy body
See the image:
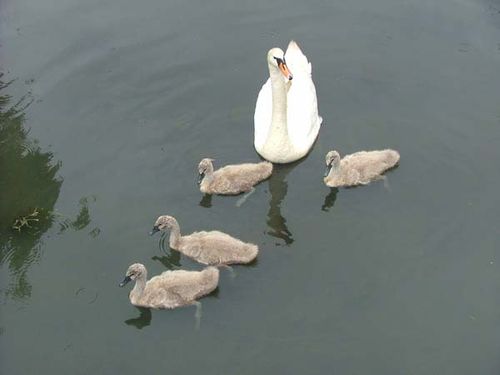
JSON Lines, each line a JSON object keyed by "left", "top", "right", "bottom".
{"left": 150, "top": 215, "right": 259, "bottom": 265}
{"left": 198, "top": 158, "right": 273, "bottom": 195}
{"left": 324, "top": 149, "right": 400, "bottom": 187}
{"left": 119, "top": 263, "right": 219, "bottom": 309}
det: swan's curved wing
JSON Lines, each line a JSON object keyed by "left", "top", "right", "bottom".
{"left": 285, "top": 40, "right": 311, "bottom": 77}
{"left": 285, "top": 41, "right": 322, "bottom": 151}
{"left": 254, "top": 78, "right": 272, "bottom": 150}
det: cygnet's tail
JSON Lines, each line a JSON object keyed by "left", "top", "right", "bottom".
{"left": 241, "top": 244, "right": 259, "bottom": 264}
{"left": 199, "top": 266, "right": 219, "bottom": 295}
{"left": 384, "top": 149, "right": 400, "bottom": 168}
{"left": 260, "top": 161, "right": 274, "bottom": 180}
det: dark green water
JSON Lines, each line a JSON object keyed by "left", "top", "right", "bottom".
{"left": 1, "top": 0, "right": 500, "bottom": 373}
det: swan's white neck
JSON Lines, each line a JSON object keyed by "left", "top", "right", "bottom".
{"left": 261, "top": 64, "right": 294, "bottom": 158}
{"left": 269, "top": 66, "right": 288, "bottom": 136}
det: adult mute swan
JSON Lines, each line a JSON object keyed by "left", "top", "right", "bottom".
{"left": 254, "top": 40, "right": 322, "bottom": 163}
{"left": 323, "top": 149, "right": 400, "bottom": 187}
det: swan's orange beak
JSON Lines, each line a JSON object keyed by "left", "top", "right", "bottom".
{"left": 278, "top": 60, "right": 293, "bottom": 80}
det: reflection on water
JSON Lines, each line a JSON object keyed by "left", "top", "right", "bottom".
{"left": 321, "top": 188, "right": 339, "bottom": 212}
{"left": 0, "top": 75, "right": 96, "bottom": 300}
{"left": 266, "top": 163, "right": 296, "bottom": 245}
{"left": 152, "top": 252, "right": 182, "bottom": 270}
{"left": 0, "top": 75, "right": 63, "bottom": 299}
{"left": 125, "top": 307, "right": 152, "bottom": 329}
{"left": 58, "top": 196, "right": 97, "bottom": 233}
{"left": 198, "top": 194, "right": 212, "bottom": 208}
{"left": 154, "top": 232, "right": 182, "bottom": 269}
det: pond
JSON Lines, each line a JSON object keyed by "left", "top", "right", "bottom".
{"left": 1, "top": 0, "right": 500, "bottom": 373}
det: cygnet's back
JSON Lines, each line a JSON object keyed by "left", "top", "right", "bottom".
{"left": 324, "top": 149, "right": 400, "bottom": 187}
{"left": 180, "top": 230, "right": 259, "bottom": 265}
{"left": 150, "top": 267, "right": 219, "bottom": 305}
{"left": 198, "top": 158, "right": 273, "bottom": 195}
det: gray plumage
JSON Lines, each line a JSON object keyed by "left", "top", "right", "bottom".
{"left": 151, "top": 215, "right": 259, "bottom": 265}
{"left": 198, "top": 158, "right": 273, "bottom": 195}
{"left": 119, "top": 263, "right": 219, "bottom": 309}
{"left": 324, "top": 149, "right": 400, "bottom": 187}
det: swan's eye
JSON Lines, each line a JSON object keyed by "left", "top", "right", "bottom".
{"left": 273, "top": 57, "right": 283, "bottom": 64}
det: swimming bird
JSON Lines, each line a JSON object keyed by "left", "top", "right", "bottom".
{"left": 119, "top": 263, "right": 219, "bottom": 309}
{"left": 150, "top": 215, "right": 258, "bottom": 265}
{"left": 197, "top": 158, "right": 273, "bottom": 195}
{"left": 324, "top": 149, "right": 400, "bottom": 187}
{"left": 254, "top": 40, "right": 322, "bottom": 163}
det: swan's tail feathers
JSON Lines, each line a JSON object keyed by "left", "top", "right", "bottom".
{"left": 285, "top": 40, "right": 310, "bottom": 75}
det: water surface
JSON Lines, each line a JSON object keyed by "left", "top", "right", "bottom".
{"left": 1, "top": 0, "right": 500, "bottom": 373}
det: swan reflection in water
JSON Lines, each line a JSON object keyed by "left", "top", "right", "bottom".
{"left": 197, "top": 156, "right": 298, "bottom": 246}
{"left": 321, "top": 188, "right": 339, "bottom": 212}
{"left": 266, "top": 162, "right": 298, "bottom": 246}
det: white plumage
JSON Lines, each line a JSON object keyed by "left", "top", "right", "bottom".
{"left": 254, "top": 41, "right": 322, "bottom": 163}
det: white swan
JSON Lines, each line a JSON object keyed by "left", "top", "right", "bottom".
{"left": 254, "top": 40, "right": 322, "bottom": 163}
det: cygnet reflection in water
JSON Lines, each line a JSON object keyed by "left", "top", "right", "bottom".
{"left": 321, "top": 188, "right": 339, "bottom": 212}
{"left": 125, "top": 306, "right": 152, "bottom": 329}
{"left": 199, "top": 194, "right": 212, "bottom": 208}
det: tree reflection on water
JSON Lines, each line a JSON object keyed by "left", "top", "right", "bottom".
{"left": 0, "top": 75, "right": 63, "bottom": 300}
{"left": 0, "top": 75, "right": 94, "bottom": 301}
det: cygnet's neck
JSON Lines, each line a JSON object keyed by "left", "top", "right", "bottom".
{"left": 200, "top": 164, "right": 215, "bottom": 189}
{"left": 130, "top": 273, "right": 147, "bottom": 302}
{"left": 327, "top": 164, "right": 341, "bottom": 180}
{"left": 167, "top": 219, "right": 182, "bottom": 248}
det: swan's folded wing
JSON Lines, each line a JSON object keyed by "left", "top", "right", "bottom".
{"left": 286, "top": 75, "right": 321, "bottom": 150}
{"left": 285, "top": 40, "right": 311, "bottom": 77}
{"left": 285, "top": 41, "right": 321, "bottom": 150}
{"left": 254, "top": 78, "right": 272, "bottom": 150}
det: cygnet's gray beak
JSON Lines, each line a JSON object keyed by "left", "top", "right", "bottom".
{"left": 197, "top": 172, "right": 205, "bottom": 185}
{"left": 324, "top": 165, "right": 332, "bottom": 178}
{"left": 149, "top": 225, "right": 160, "bottom": 236}
{"left": 119, "top": 275, "right": 132, "bottom": 287}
